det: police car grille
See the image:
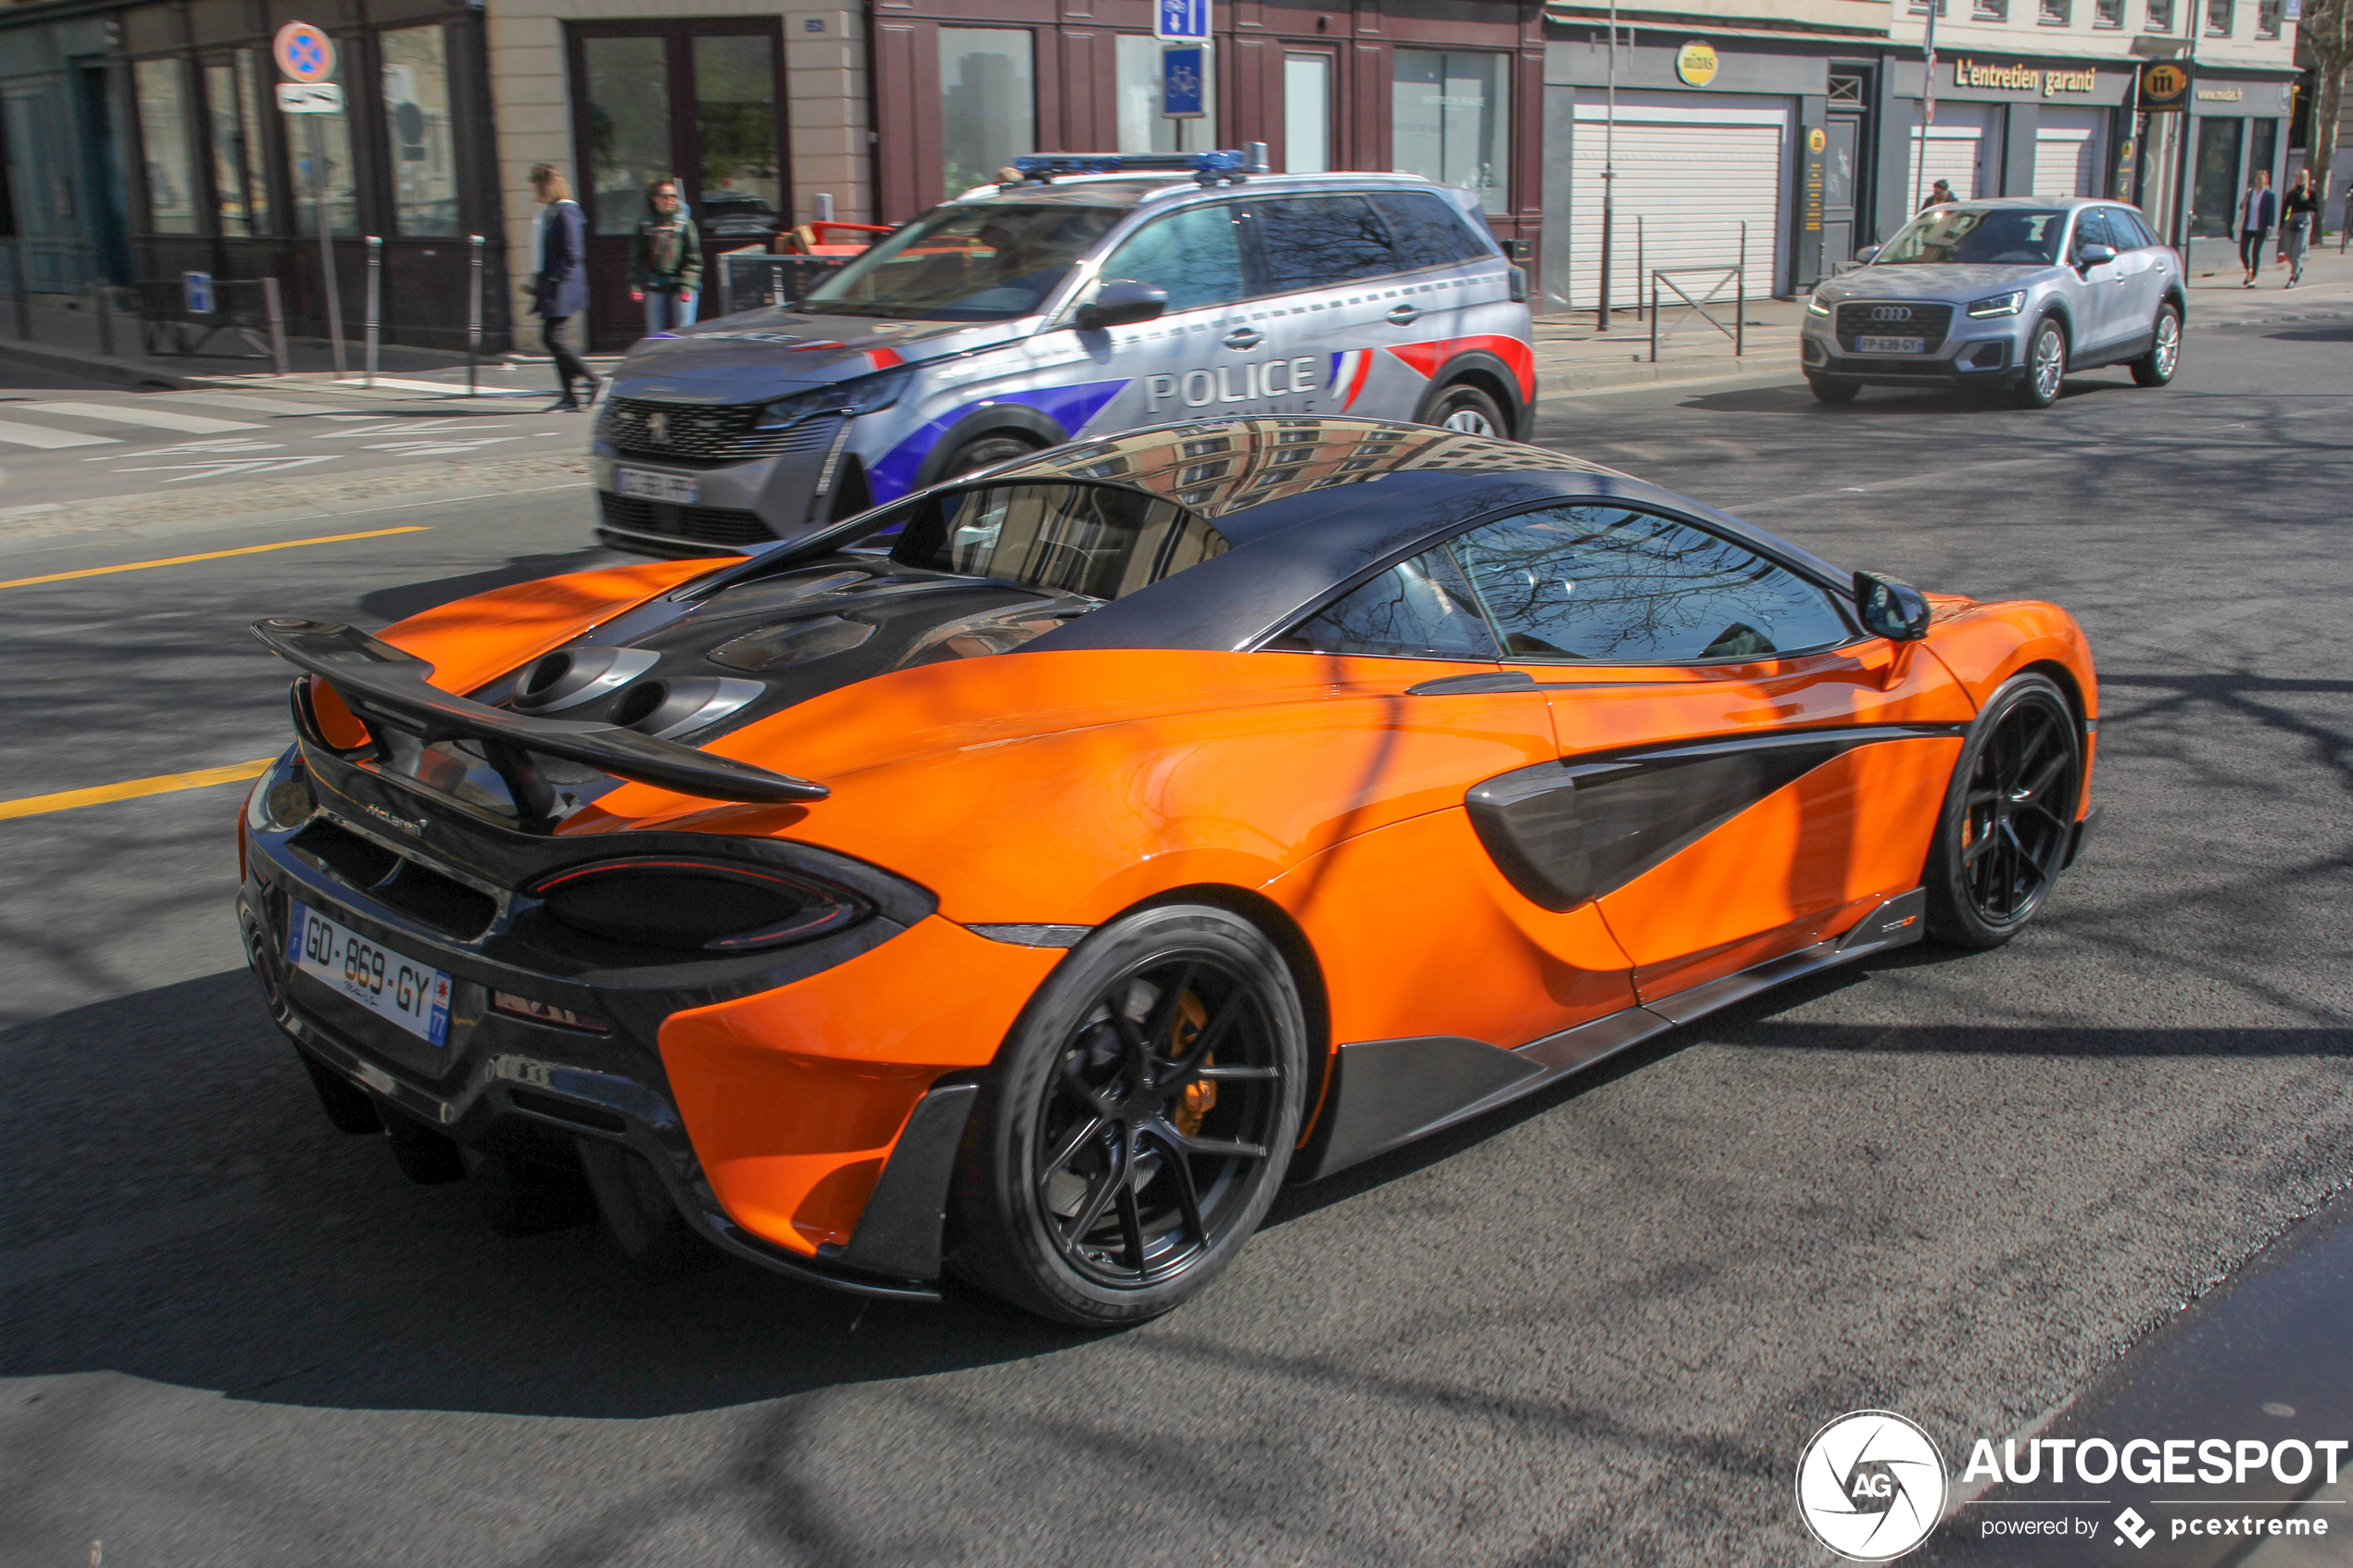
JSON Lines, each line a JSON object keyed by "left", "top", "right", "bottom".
{"left": 598, "top": 491, "right": 773, "bottom": 547}
{"left": 600, "top": 398, "right": 837, "bottom": 464}
{"left": 1833, "top": 302, "right": 1953, "bottom": 351}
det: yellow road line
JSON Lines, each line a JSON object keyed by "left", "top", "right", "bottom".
{"left": 0, "top": 525, "right": 431, "bottom": 590}
{"left": 0, "top": 759, "right": 273, "bottom": 822}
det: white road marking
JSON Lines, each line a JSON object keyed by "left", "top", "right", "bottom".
{"left": 110, "top": 455, "right": 338, "bottom": 482}
{"left": 84, "top": 438, "right": 284, "bottom": 463}
{"left": 0, "top": 420, "right": 118, "bottom": 450}
{"left": 23, "top": 401, "right": 260, "bottom": 433}
{"left": 363, "top": 435, "right": 530, "bottom": 458}
{"left": 145, "top": 392, "right": 349, "bottom": 417}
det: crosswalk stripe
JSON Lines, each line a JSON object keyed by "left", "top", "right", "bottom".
{"left": 146, "top": 392, "right": 349, "bottom": 417}
{"left": 22, "top": 401, "right": 259, "bottom": 433}
{"left": 0, "top": 419, "right": 117, "bottom": 449}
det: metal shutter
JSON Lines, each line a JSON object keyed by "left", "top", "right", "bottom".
{"left": 2033, "top": 108, "right": 2107, "bottom": 198}
{"left": 1567, "top": 93, "right": 1790, "bottom": 309}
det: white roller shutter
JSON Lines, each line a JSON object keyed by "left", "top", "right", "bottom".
{"left": 2034, "top": 107, "right": 2107, "bottom": 198}
{"left": 1905, "top": 103, "right": 1991, "bottom": 209}
{"left": 1568, "top": 92, "right": 1791, "bottom": 309}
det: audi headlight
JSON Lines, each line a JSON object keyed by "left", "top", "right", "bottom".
{"left": 753, "top": 366, "right": 912, "bottom": 429}
{"left": 1967, "top": 291, "right": 2027, "bottom": 319}
{"left": 1807, "top": 294, "right": 1833, "bottom": 317}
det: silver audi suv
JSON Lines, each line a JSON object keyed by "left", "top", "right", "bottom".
{"left": 1801, "top": 197, "right": 2183, "bottom": 408}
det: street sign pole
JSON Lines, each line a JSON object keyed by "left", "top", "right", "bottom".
{"left": 309, "top": 113, "right": 346, "bottom": 376}
{"left": 274, "top": 22, "right": 346, "bottom": 377}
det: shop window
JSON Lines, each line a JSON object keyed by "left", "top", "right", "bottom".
{"left": 693, "top": 35, "right": 782, "bottom": 242}
{"left": 1114, "top": 34, "right": 1215, "bottom": 153}
{"left": 1391, "top": 50, "right": 1508, "bottom": 215}
{"left": 289, "top": 59, "right": 359, "bottom": 236}
{"left": 2206, "top": 0, "right": 2234, "bottom": 30}
{"left": 235, "top": 51, "right": 274, "bottom": 232}
{"left": 382, "top": 25, "right": 459, "bottom": 236}
{"left": 2146, "top": 0, "right": 2174, "bottom": 28}
{"left": 2095, "top": 0, "right": 2125, "bottom": 26}
{"left": 134, "top": 58, "right": 200, "bottom": 234}
{"left": 582, "top": 36, "right": 672, "bottom": 237}
{"left": 2040, "top": 0, "right": 2071, "bottom": 22}
{"left": 2257, "top": 0, "right": 2284, "bottom": 32}
{"left": 940, "top": 29, "right": 1035, "bottom": 199}
{"left": 204, "top": 61, "right": 252, "bottom": 235}
{"left": 1285, "top": 54, "right": 1332, "bottom": 172}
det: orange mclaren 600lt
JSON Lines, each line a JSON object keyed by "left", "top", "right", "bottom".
{"left": 239, "top": 417, "right": 2098, "bottom": 1326}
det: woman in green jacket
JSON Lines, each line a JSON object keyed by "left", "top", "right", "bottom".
{"left": 629, "top": 177, "right": 703, "bottom": 334}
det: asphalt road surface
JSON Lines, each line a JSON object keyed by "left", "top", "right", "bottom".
{"left": 2, "top": 319, "right": 2348, "bottom": 1567}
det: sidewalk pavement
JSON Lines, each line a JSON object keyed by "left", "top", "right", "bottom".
{"left": 1, "top": 244, "right": 2347, "bottom": 408}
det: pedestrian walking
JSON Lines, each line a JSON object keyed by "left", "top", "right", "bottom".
{"left": 528, "top": 163, "right": 598, "bottom": 411}
{"left": 1922, "top": 180, "right": 1957, "bottom": 211}
{"left": 2237, "top": 169, "right": 2276, "bottom": 288}
{"left": 629, "top": 177, "right": 703, "bottom": 336}
{"left": 2279, "top": 169, "right": 2318, "bottom": 287}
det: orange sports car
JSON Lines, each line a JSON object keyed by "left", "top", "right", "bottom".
{"left": 239, "top": 417, "right": 2098, "bottom": 1325}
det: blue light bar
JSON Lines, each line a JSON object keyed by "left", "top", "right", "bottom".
{"left": 1009, "top": 149, "right": 1254, "bottom": 184}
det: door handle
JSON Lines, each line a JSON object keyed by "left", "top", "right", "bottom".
{"left": 1222, "top": 328, "right": 1265, "bottom": 350}
{"left": 1386, "top": 305, "right": 1422, "bottom": 326}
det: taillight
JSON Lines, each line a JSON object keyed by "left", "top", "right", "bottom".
{"left": 526, "top": 857, "right": 868, "bottom": 952}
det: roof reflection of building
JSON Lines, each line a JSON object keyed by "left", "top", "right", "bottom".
{"left": 1027, "top": 418, "right": 1626, "bottom": 520}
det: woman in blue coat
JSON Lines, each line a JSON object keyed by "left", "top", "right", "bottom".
{"left": 529, "top": 164, "right": 598, "bottom": 410}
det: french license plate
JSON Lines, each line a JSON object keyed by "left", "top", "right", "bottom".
{"left": 1856, "top": 335, "right": 1927, "bottom": 354}
{"left": 616, "top": 468, "right": 698, "bottom": 505}
{"left": 286, "top": 899, "right": 451, "bottom": 1047}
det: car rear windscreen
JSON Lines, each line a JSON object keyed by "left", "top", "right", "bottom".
{"left": 890, "top": 483, "right": 1227, "bottom": 601}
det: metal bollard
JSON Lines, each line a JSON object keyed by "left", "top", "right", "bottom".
{"left": 364, "top": 235, "right": 382, "bottom": 387}
{"left": 262, "top": 276, "right": 290, "bottom": 375}
{"left": 814, "top": 192, "right": 835, "bottom": 222}
{"left": 1736, "top": 221, "right": 1746, "bottom": 358}
{"left": 467, "top": 234, "right": 484, "bottom": 396}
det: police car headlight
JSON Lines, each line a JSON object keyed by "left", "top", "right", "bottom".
{"left": 1967, "top": 291, "right": 2027, "bottom": 319}
{"left": 1806, "top": 294, "right": 1833, "bottom": 317}
{"left": 754, "top": 367, "right": 912, "bottom": 428}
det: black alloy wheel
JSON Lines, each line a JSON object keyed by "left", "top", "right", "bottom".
{"left": 1808, "top": 375, "right": 1861, "bottom": 404}
{"left": 1427, "top": 383, "right": 1507, "bottom": 437}
{"left": 2013, "top": 316, "right": 2068, "bottom": 408}
{"left": 2133, "top": 304, "right": 2182, "bottom": 387}
{"left": 952, "top": 905, "right": 1307, "bottom": 1325}
{"left": 1925, "top": 673, "right": 2084, "bottom": 948}
{"left": 937, "top": 433, "right": 1038, "bottom": 480}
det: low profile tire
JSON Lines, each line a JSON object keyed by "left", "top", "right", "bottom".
{"left": 2132, "top": 304, "right": 2182, "bottom": 387}
{"left": 950, "top": 904, "right": 1308, "bottom": 1327}
{"left": 936, "top": 433, "right": 1038, "bottom": 480}
{"left": 1808, "top": 376, "right": 1861, "bottom": 404}
{"left": 578, "top": 1139, "right": 718, "bottom": 1278}
{"left": 1924, "top": 673, "right": 2085, "bottom": 949}
{"left": 2014, "top": 316, "right": 2068, "bottom": 408}
{"left": 1424, "top": 383, "right": 1507, "bottom": 436}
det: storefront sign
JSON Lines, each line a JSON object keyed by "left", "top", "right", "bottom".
{"left": 2140, "top": 59, "right": 2194, "bottom": 112}
{"left": 2196, "top": 87, "right": 2244, "bottom": 101}
{"left": 1675, "top": 41, "right": 1718, "bottom": 87}
{"left": 272, "top": 21, "right": 334, "bottom": 84}
{"left": 1950, "top": 58, "right": 2100, "bottom": 96}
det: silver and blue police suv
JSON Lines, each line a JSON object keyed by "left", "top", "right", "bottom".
{"left": 592, "top": 151, "right": 1537, "bottom": 557}
{"left": 1801, "top": 196, "right": 2183, "bottom": 410}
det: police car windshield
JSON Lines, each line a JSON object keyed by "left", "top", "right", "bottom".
{"left": 800, "top": 202, "right": 1125, "bottom": 321}
{"left": 1877, "top": 207, "right": 2068, "bottom": 266}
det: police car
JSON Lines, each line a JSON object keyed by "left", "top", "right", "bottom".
{"left": 592, "top": 149, "right": 1537, "bottom": 556}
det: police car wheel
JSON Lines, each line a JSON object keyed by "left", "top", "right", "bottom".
{"left": 1427, "top": 384, "right": 1505, "bottom": 437}
{"left": 939, "top": 433, "right": 1039, "bottom": 479}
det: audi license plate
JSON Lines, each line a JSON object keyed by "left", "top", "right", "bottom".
{"left": 1856, "top": 335, "right": 1927, "bottom": 354}
{"left": 286, "top": 899, "right": 451, "bottom": 1047}
{"left": 616, "top": 468, "right": 698, "bottom": 505}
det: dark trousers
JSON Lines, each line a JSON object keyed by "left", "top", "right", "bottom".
{"left": 541, "top": 314, "right": 593, "bottom": 401}
{"left": 2240, "top": 230, "right": 2270, "bottom": 270}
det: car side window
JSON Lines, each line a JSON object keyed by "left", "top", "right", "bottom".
{"left": 1271, "top": 546, "right": 1500, "bottom": 659}
{"left": 1252, "top": 194, "right": 1401, "bottom": 294}
{"left": 2104, "top": 207, "right": 2149, "bottom": 249}
{"left": 1447, "top": 506, "right": 1855, "bottom": 662}
{"left": 1094, "top": 202, "right": 1248, "bottom": 314}
{"left": 1369, "top": 191, "right": 1491, "bottom": 271}
{"left": 2070, "top": 207, "right": 2113, "bottom": 260}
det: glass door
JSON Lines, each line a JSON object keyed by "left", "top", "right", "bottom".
{"left": 569, "top": 21, "right": 786, "bottom": 349}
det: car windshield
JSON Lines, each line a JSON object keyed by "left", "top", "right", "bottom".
{"left": 799, "top": 202, "right": 1126, "bottom": 321}
{"left": 888, "top": 482, "right": 1227, "bottom": 600}
{"left": 1877, "top": 207, "right": 2069, "bottom": 266}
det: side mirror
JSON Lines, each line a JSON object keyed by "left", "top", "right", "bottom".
{"left": 2077, "top": 243, "right": 2118, "bottom": 267}
{"left": 1855, "top": 571, "right": 1931, "bottom": 643}
{"left": 1075, "top": 279, "right": 1167, "bottom": 332}
{"left": 1856, "top": 245, "right": 1881, "bottom": 265}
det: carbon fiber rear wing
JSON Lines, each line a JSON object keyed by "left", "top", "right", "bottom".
{"left": 253, "top": 619, "right": 828, "bottom": 822}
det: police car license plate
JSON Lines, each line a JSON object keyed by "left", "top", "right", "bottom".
{"left": 617, "top": 468, "right": 698, "bottom": 505}
{"left": 1856, "top": 335, "right": 1926, "bottom": 354}
{"left": 286, "top": 899, "right": 451, "bottom": 1047}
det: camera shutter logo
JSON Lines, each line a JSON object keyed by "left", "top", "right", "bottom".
{"left": 1795, "top": 1411, "right": 1947, "bottom": 1562}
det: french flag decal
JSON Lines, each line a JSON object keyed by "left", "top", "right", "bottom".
{"left": 1327, "top": 350, "right": 1373, "bottom": 411}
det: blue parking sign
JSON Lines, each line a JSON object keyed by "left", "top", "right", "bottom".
{"left": 1162, "top": 47, "right": 1206, "bottom": 118}
{"left": 1154, "top": 0, "right": 1210, "bottom": 42}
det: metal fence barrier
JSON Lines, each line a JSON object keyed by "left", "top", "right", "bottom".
{"left": 1648, "top": 222, "right": 1748, "bottom": 364}
{"left": 134, "top": 277, "right": 292, "bottom": 372}
{"left": 711, "top": 251, "right": 851, "bottom": 317}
